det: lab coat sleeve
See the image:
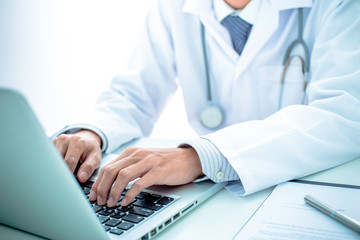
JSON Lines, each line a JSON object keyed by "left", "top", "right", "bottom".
{"left": 67, "top": 1, "right": 178, "bottom": 153}
{"left": 203, "top": 0, "right": 360, "bottom": 196}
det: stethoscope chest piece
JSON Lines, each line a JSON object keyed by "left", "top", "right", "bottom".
{"left": 200, "top": 104, "right": 223, "bottom": 129}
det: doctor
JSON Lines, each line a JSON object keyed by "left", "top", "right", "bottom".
{"left": 53, "top": 0, "right": 360, "bottom": 208}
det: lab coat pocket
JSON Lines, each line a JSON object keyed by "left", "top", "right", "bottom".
{"left": 258, "top": 65, "right": 305, "bottom": 118}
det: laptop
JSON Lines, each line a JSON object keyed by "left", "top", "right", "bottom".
{"left": 0, "top": 88, "right": 226, "bottom": 240}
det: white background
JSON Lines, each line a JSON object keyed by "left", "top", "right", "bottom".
{"left": 0, "top": 0, "right": 197, "bottom": 139}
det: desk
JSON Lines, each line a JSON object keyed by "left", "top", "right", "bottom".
{"left": 1, "top": 138, "right": 359, "bottom": 240}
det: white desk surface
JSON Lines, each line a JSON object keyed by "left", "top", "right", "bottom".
{"left": 1, "top": 138, "right": 360, "bottom": 240}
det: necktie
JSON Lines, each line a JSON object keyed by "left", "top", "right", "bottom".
{"left": 221, "top": 15, "right": 252, "bottom": 55}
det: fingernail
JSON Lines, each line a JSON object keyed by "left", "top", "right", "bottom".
{"left": 79, "top": 171, "right": 88, "bottom": 182}
{"left": 98, "top": 196, "right": 105, "bottom": 205}
{"left": 121, "top": 198, "right": 127, "bottom": 206}
{"left": 107, "top": 197, "right": 114, "bottom": 207}
{"left": 89, "top": 190, "right": 96, "bottom": 201}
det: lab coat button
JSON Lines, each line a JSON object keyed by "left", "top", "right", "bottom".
{"left": 216, "top": 171, "right": 224, "bottom": 180}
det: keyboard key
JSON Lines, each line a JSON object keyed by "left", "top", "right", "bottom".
{"left": 109, "top": 228, "right": 124, "bottom": 235}
{"left": 83, "top": 187, "right": 91, "bottom": 195}
{"left": 92, "top": 205, "right": 103, "bottom": 213}
{"left": 105, "top": 219, "right": 121, "bottom": 227}
{"left": 99, "top": 208, "right": 115, "bottom": 216}
{"left": 83, "top": 181, "right": 94, "bottom": 188}
{"left": 110, "top": 211, "right": 126, "bottom": 219}
{"left": 117, "top": 222, "right": 134, "bottom": 230}
{"left": 83, "top": 188, "right": 173, "bottom": 236}
{"left": 157, "top": 197, "right": 174, "bottom": 205}
{"left": 133, "top": 200, "right": 163, "bottom": 211}
{"left": 122, "top": 214, "right": 144, "bottom": 223}
{"left": 144, "top": 194, "right": 162, "bottom": 202}
{"left": 135, "top": 193, "right": 146, "bottom": 200}
{"left": 118, "top": 206, "right": 133, "bottom": 213}
{"left": 130, "top": 206, "right": 154, "bottom": 217}
{"left": 98, "top": 215, "right": 110, "bottom": 224}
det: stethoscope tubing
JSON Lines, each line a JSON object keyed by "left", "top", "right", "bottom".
{"left": 279, "top": 8, "right": 310, "bottom": 110}
{"left": 201, "top": 23, "right": 212, "bottom": 103}
{"left": 282, "top": 8, "right": 310, "bottom": 73}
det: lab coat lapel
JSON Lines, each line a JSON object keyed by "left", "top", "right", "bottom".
{"left": 183, "top": 0, "right": 239, "bottom": 62}
{"left": 200, "top": 17, "right": 239, "bottom": 62}
{"left": 236, "top": 0, "right": 279, "bottom": 75}
{"left": 183, "top": 0, "right": 239, "bottom": 63}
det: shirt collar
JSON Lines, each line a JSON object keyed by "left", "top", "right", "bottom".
{"left": 271, "top": 0, "right": 312, "bottom": 10}
{"left": 213, "top": 0, "right": 262, "bottom": 25}
{"left": 183, "top": 0, "right": 313, "bottom": 19}
{"left": 183, "top": 0, "right": 214, "bottom": 19}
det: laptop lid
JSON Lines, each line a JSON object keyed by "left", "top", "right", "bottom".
{"left": 0, "top": 88, "right": 108, "bottom": 239}
{"left": 0, "top": 88, "right": 226, "bottom": 239}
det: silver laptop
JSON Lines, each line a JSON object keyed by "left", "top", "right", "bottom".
{"left": 0, "top": 88, "right": 226, "bottom": 240}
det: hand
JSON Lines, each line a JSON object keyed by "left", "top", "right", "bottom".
{"left": 53, "top": 130, "right": 102, "bottom": 183}
{"left": 89, "top": 147, "right": 204, "bottom": 207}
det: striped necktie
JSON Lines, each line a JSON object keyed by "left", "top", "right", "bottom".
{"left": 221, "top": 15, "right": 252, "bottom": 55}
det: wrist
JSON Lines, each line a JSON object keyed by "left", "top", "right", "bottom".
{"left": 75, "top": 130, "right": 102, "bottom": 149}
{"left": 180, "top": 145, "right": 205, "bottom": 179}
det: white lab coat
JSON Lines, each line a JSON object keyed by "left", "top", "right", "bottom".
{"left": 76, "top": 0, "right": 360, "bottom": 196}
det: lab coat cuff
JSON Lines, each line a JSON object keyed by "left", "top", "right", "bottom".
{"left": 179, "top": 138, "right": 239, "bottom": 183}
{"left": 224, "top": 180, "right": 246, "bottom": 196}
{"left": 50, "top": 124, "right": 108, "bottom": 153}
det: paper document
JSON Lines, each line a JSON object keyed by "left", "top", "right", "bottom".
{"left": 234, "top": 180, "right": 360, "bottom": 240}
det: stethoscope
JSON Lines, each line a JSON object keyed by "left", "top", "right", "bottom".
{"left": 199, "top": 8, "right": 310, "bottom": 129}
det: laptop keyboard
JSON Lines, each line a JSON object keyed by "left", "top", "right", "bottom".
{"left": 81, "top": 181, "right": 174, "bottom": 236}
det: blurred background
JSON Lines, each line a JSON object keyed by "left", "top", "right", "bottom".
{"left": 0, "top": 0, "right": 197, "bottom": 139}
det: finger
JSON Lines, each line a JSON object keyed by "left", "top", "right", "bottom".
{"left": 95, "top": 164, "right": 121, "bottom": 205}
{"left": 53, "top": 135, "right": 69, "bottom": 158}
{"left": 77, "top": 150, "right": 101, "bottom": 183}
{"left": 89, "top": 168, "right": 105, "bottom": 201}
{"left": 63, "top": 139, "right": 84, "bottom": 173}
{"left": 121, "top": 171, "right": 157, "bottom": 206}
{"left": 91, "top": 153, "right": 142, "bottom": 204}
{"left": 107, "top": 146, "right": 139, "bottom": 165}
{"left": 89, "top": 155, "right": 125, "bottom": 202}
{"left": 107, "top": 161, "right": 150, "bottom": 207}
